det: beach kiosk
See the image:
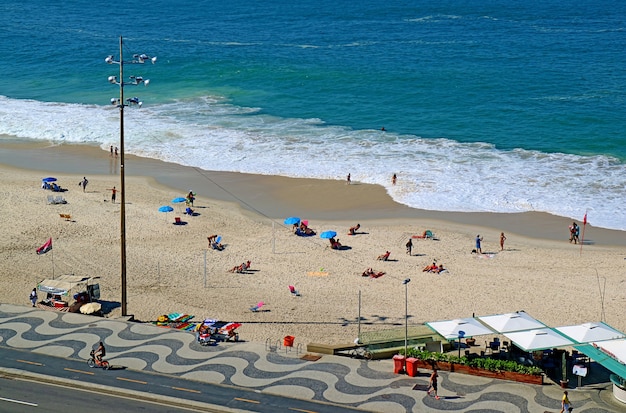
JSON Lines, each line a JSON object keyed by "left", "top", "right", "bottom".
{"left": 36, "top": 274, "right": 100, "bottom": 312}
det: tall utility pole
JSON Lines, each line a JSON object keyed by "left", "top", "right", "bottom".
{"left": 105, "top": 37, "right": 156, "bottom": 316}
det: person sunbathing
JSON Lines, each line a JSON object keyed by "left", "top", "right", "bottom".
{"left": 299, "top": 222, "right": 315, "bottom": 235}
{"left": 423, "top": 262, "right": 438, "bottom": 272}
{"left": 377, "top": 251, "right": 391, "bottom": 261}
{"left": 362, "top": 267, "right": 385, "bottom": 278}
{"left": 433, "top": 264, "right": 446, "bottom": 274}
{"left": 212, "top": 241, "right": 224, "bottom": 251}
{"left": 329, "top": 237, "right": 342, "bottom": 249}
{"left": 228, "top": 260, "right": 251, "bottom": 273}
{"left": 348, "top": 223, "right": 361, "bottom": 235}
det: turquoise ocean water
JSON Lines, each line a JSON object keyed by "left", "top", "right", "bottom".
{"left": 1, "top": 0, "right": 625, "bottom": 229}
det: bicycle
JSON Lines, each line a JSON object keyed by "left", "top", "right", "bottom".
{"left": 349, "top": 346, "right": 373, "bottom": 360}
{"left": 87, "top": 349, "right": 110, "bottom": 370}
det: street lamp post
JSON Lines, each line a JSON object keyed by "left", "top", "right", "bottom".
{"left": 403, "top": 278, "right": 411, "bottom": 373}
{"left": 105, "top": 36, "right": 156, "bottom": 316}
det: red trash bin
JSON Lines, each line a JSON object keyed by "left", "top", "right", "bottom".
{"left": 405, "top": 357, "right": 419, "bottom": 377}
{"left": 283, "top": 335, "right": 295, "bottom": 347}
{"left": 393, "top": 354, "right": 405, "bottom": 374}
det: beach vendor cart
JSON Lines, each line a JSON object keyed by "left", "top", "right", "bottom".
{"left": 36, "top": 274, "right": 101, "bottom": 313}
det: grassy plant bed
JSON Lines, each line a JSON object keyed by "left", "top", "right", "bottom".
{"left": 402, "top": 349, "right": 544, "bottom": 385}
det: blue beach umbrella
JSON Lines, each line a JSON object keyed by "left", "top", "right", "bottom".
{"left": 158, "top": 205, "right": 174, "bottom": 221}
{"left": 320, "top": 230, "right": 337, "bottom": 239}
{"left": 172, "top": 197, "right": 186, "bottom": 203}
{"left": 42, "top": 177, "right": 57, "bottom": 182}
{"left": 284, "top": 216, "right": 301, "bottom": 225}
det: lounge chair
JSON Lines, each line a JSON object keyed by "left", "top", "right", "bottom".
{"left": 376, "top": 251, "right": 391, "bottom": 261}
{"left": 47, "top": 195, "right": 55, "bottom": 204}
{"left": 54, "top": 195, "right": 66, "bottom": 204}
{"left": 289, "top": 285, "right": 300, "bottom": 296}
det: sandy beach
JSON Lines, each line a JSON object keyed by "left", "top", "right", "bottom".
{"left": 1, "top": 141, "right": 625, "bottom": 346}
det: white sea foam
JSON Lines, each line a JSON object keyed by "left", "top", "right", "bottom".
{"left": 1, "top": 95, "right": 624, "bottom": 230}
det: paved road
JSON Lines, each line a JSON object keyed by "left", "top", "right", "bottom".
{"left": 0, "top": 374, "right": 202, "bottom": 413}
{"left": 0, "top": 304, "right": 623, "bottom": 413}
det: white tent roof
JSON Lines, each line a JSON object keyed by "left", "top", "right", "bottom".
{"left": 504, "top": 328, "right": 575, "bottom": 352}
{"left": 426, "top": 318, "right": 496, "bottom": 340}
{"left": 594, "top": 339, "right": 626, "bottom": 365}
{"left": 478, "top": 311, "right": 545, "bottom": 333}
{"left": 555, "top": 322, "right": 625, "bottom": 344}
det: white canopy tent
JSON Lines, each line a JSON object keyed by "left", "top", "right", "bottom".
{"left": 503, "top": 328, "right": 575, "bottom": 352}
{"left": 478, "top": 311, "right": 546, "bottom": 333}
{"left": 594, "top": 339, "right": 626, "bottom": 365}
{"left": 426, "top": 318, "right": 496, "bottom": 340}
{"left": 555, "top": 322, "right": 625, "bottom": 344}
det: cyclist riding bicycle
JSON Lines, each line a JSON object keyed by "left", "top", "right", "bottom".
{"left": 94, "top": 341, "right": 106, "bottom": 363}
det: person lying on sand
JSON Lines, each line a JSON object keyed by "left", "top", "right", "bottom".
{"left": 299, "top": 222, "right": 315, "bottom": 235}
{"left": 377, "top": 251, "right": 391, "bottom": 261}
{"left": 348, "top": 223, "right": 360, "bottom": 235}
{"left": 228, "top": 260, "right": 251, "bottom": 273}
{"left": 423, "top": 262, "right": 438, "bottom": 272}
{"left": 362, "top": 267, "right": 385, "bottom": 278}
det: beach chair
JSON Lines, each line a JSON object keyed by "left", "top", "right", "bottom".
{"left": 47, "top": 195, "right": 55, "bottom": 204}
{"left": 425, "top": 230, "right": 434, "bottom": 240}
{"left": 289, "top": 285, "right": 300, "bottom": 296}
{"left": 250, "top": 301, "right": 265, "bottom": 312}
{"left": 174, "top": 217, "right": 182, "bottom": 225}
{"left": 54, "top": 195, "right": 66, "bottom": 204}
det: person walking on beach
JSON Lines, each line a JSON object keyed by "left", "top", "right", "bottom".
{"left": 475, "top": 235, "right": 483, "bottom": 254}
{"left": 110, "top": 145, "right": 113, "bottom": 157}
{"left": 108, "top": 186, "right": 117, "bottom": 203}
{"left": 569, "top": 222, "right": 580, "bottom": 244}
{"left": 560, "top": 390, "right": 571, "bottom": 413}
{"left": 29, "top": 288, "right": 37, "bottom": 307}
{"left": 346, "top": 173, "right": 351, "bottom": 185}
{"left": 114, "top": 147, "right": 119, "bottom": 158}
{"left": 392, "top": 173, "right": 397, "bottom": 185}
{"left": 405, "top": 238, "right": 413, "bottom": 255}
{"left": 427, "top": 369, "right": 440, "bottom": 400}
{"left": 81, "top": 177, "right": 88, "bottom": 192}
{"left": 499, "top": 232, "right": 506, "bottom": 251}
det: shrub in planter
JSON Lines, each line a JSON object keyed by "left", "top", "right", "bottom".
{"left": 401, "top": 348, "right": 542, "bottom": 377}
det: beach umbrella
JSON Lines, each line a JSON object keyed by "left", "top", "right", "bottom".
{"left": 555, "top": 322, "right": 625, "bottom": 344}
{"left": 426, "top": 318, "right": 495, "bottom": 340}
{"left": 159, "top": 205, "right": 174, "bottom": 221}
{"left": 172, "top": 197, "right": 186, "bottom": 203}
{"left": 284, "top": 217, "right": 300, "bottom": 225}
{"left": 320, "top": 230, "right": 337, "bottom": 239}
{"left": 478, "top": 311, "right": 545, "bottom": 333}
{"left": 503, "top": 328, "right": 574, "bottom": 352}
{"left": 42, "top": 177, "right": 57, "bottom": 182}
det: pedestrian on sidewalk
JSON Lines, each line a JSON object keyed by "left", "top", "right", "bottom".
{"left": 427, "top": 368, "right": 440, "bottom": 400}
{"left": 29, "top": 288, "right": 37, "bottom": 307}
